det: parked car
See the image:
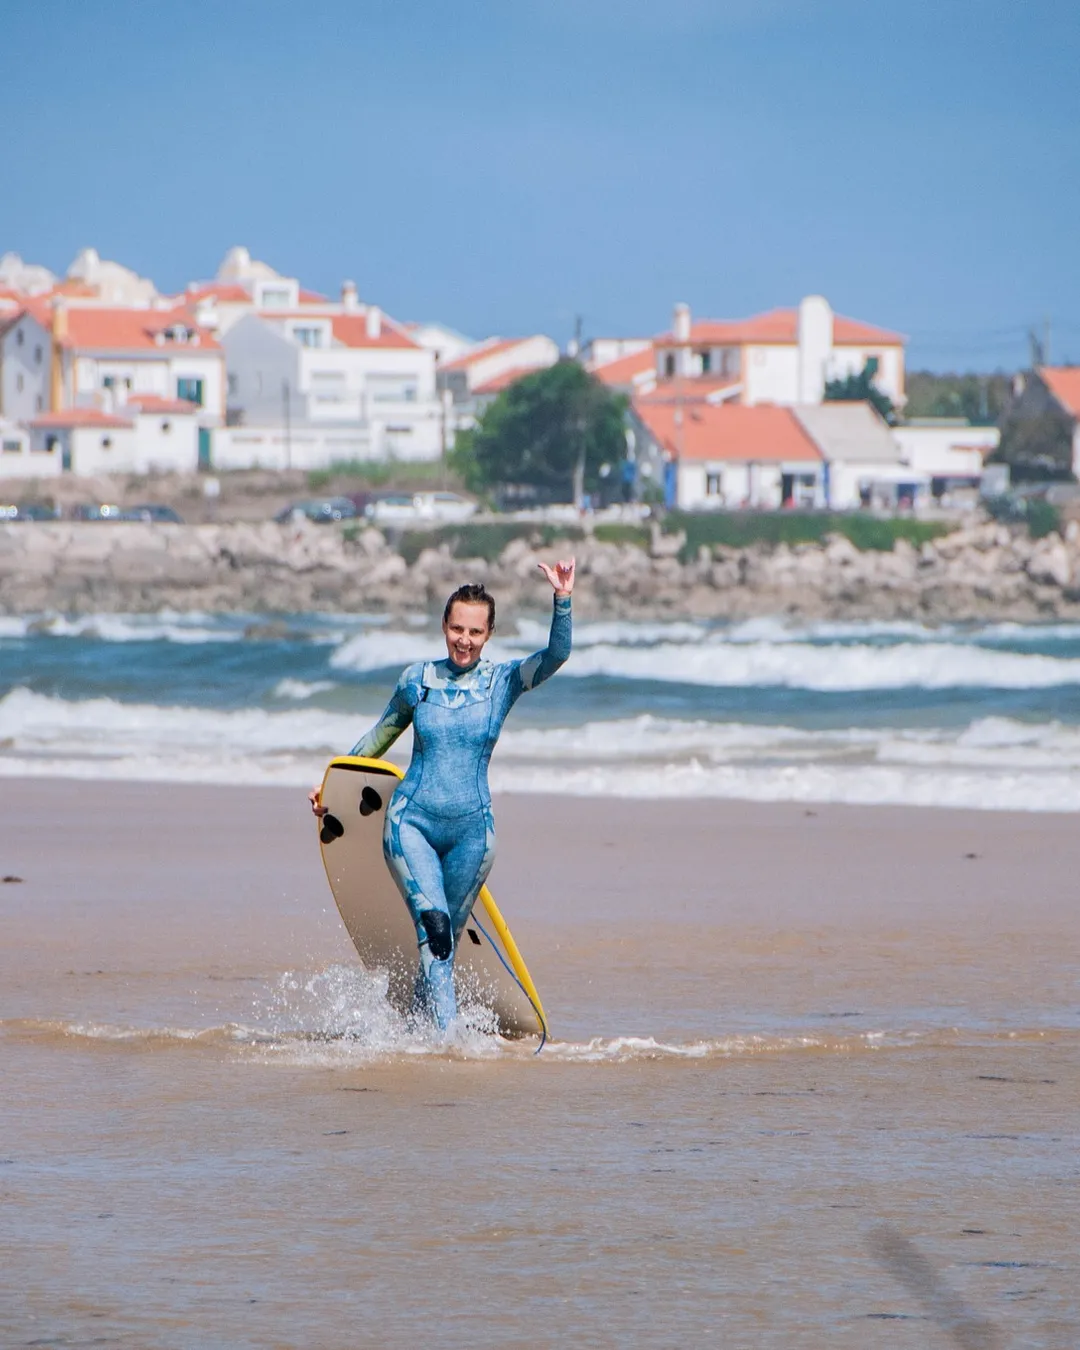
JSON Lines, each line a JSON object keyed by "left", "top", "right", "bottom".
{"left": 70, "top": 503, "right": 126, "bottom": 521}
{"left": 125, "top": 504, "right": 185, "bottom": 523}
{"left": 273, "top": 497, "right": 358, "bottom": 524}
{"left": 0, "top": 502, "right": 60, "bottom": 521}
{"left": 363, "top": 491, "right": 477, "bottom": 525}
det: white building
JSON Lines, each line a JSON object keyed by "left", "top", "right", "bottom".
{"left": 222, "top": 306, "right": 442, "bottom": 465}
{"left": 26, "top": 408, "right": 136, "bottom": 476}
{"left": 652, "top": 297, "right": 906, "bottom": 409}
{"left": 632, "top": 401, "right": 825, "bottom": 510}
{"left": 0, "top": 306, "right": 52, "bottom": 420}
{"left": 0, "top": 418, "right": 37, "bottom": 479}
{"left": 26, "top": 400, "right": 202, "bottom": 476}
{"left": 53, "top": 304, "right": 225, "bottom": 423}
{"left": 893, "top": 418, "right": 1000, "bottom": 490}
{"left": 793, "top": 403, "right": 921, "bottom": 509}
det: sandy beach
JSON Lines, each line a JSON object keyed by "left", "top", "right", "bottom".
{"left": 2, "top": 779, "right": 1078, "bottom": 1347}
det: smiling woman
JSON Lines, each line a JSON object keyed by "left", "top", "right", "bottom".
{"left": 308, "top": 558, "right": 576, "bottom": 1030}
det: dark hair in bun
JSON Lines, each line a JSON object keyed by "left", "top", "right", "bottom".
{"left": 443, "top": 583, "right": 495, "bottom": 632}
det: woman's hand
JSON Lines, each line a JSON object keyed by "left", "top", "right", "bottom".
{"left": 538, "top": 558, "right": 576, "bottom": 596}
{"left": 308, "top": 786, "right": 326, "bottom": 817}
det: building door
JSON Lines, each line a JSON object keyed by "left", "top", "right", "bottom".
{"left": 198, "top": 427, "right": 211, "bottom": 470}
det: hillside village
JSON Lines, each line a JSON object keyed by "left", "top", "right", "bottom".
{"left": 1, "top": 245, "right": 1078, "bottom": 516}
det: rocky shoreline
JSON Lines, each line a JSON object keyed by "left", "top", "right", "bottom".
{"left": 3, "top": 518, "right": 1080, "bottom": 623}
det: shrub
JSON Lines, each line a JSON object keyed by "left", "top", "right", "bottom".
{"left": 663, "top": 511, "right": 951, "bottom": 561}
{"left": 394, "top": 522, "right": 584, "bottom": 566}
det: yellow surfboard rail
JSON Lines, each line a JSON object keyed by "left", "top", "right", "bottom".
{"left": 319, "top": 755, "right": 548, "bottom": 1037}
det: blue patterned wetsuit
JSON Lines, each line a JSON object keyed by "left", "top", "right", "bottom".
{"left": 349, "top": 596, "right": 571, "bottom": 1028}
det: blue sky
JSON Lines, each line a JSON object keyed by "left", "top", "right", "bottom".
{"left": 2, "top": 0, "right": 1078, "bottom": 369}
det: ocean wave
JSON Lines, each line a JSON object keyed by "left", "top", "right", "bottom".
{"left": 272, "top": 678, "right": 337, "bottom": 701}
{"left": 4, "top": 690, "right": 1080, "bottom": 810}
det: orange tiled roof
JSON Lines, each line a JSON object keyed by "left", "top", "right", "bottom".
{"left": 187, "top": 282, "right": 251, "bottom": 303}
{"left": 30, "top": 408, "right": 134, "bottom": 429}
{"left": 441, "top": 337, "right": 529, "bottom": 372}
{"left": 472, "top": 365, "right": 542, "bottom": 396}
{"left": 58, "top": 306, "right": 222, "bottom": 352}
{"left": 1039, "top": 367, "right": 1080, "bottom": 420}
{"left": 635, "top": 376, "right": 741, "bottom": 405}
{"left": 125, "top": 394, "right": 201, "bottom": 414}
{"left": 633, "top": 401, "right": 822, "bottom": 463}
{"left": 655, "top": 308, "right": 904, "bottom": 349}
{"left": 590, "top": 346, "right": 656, "bottom": 387}
{"left": 329, "top": 314, "right": 419, "bottom": 350}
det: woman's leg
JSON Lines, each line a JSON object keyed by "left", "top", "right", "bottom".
{"left": 442, "top": 807, "right": 497, "bottom": 942}
{"left": 382, "top": 797, "right": 457, "bottom": 1029}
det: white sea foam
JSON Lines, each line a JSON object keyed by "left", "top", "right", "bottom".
{"left": 272, "top": 678, "right": 337, "bottom": 700}
{"left": 1, "top": 687, "right": 1078, "bottom": 811}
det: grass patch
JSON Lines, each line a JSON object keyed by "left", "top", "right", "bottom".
{"left": 593, "top": 522, "right": 650, "bottom": 548}
{"left": 306, "top": 460, "right": 455, "bottom": 492}
{"left": 395, "top": 522, "right": 585, "bottom": 566}
{"left": 664, "top": 510, "right": 951, "bottom": 560}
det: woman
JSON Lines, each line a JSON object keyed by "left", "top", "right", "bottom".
{"left": 310, "top": 559, "right": 575, "bottom": 1030}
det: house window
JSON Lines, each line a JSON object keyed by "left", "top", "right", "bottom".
{"left": 16, "top": 329, "right": 24, "bottom": 346}
{"left": 16, "top": 374, "right": 23, "bottom": 392}
{"left": 43, "top": 436, "right": 58, "bottom": 453}
{"left": 2, "top": 439, "right": 21, "bottom": 453}
{"left": 700, "top": 350, "right": 712, "bottom": 374}
{"left": 293, "top": 326, "right": 323, "bottom": 348}
{"left": 34, "top": 345, "right": 42, "bottom": 364}
{"left": 177, "top": 377, "right": 204, "bottom": 405}
{"left": 664, "top": 354, "right": 675, "bottom": 378}
{"left": 102, "top": 437, "right": 112, "bottom": 449}
{"left": 36, "top": 395, "right": 42, "bottom": 411}
{"left": 227, "top": 373, "right": 238, "bottom": 396}
{"left": 161, "top": 421, "right": 171, "bottom": 433}
{"left": 260, "top": 287, "right": 291, "bottom": 309}
{"left": 706, "top": 471, "right": 723, "bottom": 496}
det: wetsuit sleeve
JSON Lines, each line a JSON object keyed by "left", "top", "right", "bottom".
{"left": 348, "top": 668, "right": 415, "bottom": 758}
{"left": 514, "top": 594, "right": 572, "bottom": 694}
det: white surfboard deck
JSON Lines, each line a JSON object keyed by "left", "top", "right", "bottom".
{"left": 317, "top": 756, "right": 547, "bottom": 1039}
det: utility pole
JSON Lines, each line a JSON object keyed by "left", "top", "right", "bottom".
{"left": 569, "top": 314, "right": 584, "bottom": 361}
{"left": 572, "top": 412, "right": 586, "bottom": 511}
{"left": 282, "top": 379, "right": 292, "bottom": 473}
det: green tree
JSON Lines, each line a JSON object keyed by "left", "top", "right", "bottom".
{"left": 824, "top": 359, "right": 896, "bottom": 423}
{"left": 992, "top": 402, "right": 1074, "bottom": 481}
{"left": 903, "top": 370, "right": 1011, "bottom": 425}
{"left": 450, "top": 361, "right": 628, "bottom": 503}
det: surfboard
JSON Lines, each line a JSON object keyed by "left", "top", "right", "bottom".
{"left": 316, "top": 756, "right": 547, "bottom": 1039}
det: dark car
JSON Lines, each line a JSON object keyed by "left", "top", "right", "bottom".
{"left": 125, "top": 504, "right": 185, "bottom": 523}
{"left": 273, "top": 497, "right": 358, "bottom": 524}
{"left": 0, "top": 502, "right": 60, "bottom": 521}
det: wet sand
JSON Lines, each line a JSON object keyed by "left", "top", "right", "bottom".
{"left": 1, "top": 780, "right": 1078, "bottom": 1347}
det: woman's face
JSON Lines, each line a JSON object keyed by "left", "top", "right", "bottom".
{"left": 442, "top": 601, "right": 493, "bottom": 667}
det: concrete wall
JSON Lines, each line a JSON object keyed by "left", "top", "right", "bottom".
{"left": 743, "top": 345, "right": 800, "bottom": 405}
{"left": 676, "top": 461, "right": 820, "bottom": 510}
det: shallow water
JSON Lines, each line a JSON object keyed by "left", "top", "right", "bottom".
{"left": 1, "top": 780, "right": 1078, "bottom": 1347}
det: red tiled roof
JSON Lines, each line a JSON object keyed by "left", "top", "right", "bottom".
{"left": 633, "top": 401, "right": 822, "bottom": 463}
{"left": 590, "top": 346, "right": 656, "bottom": 387}
{"left": 441, "top": 337, "right": 527, "bottom": 371}
{"left": 187, "top": 282, "right": 251, "bottom": 303}
{"left": 299, "top": 288, "right": 328, "bottom": 303}
{"left": 58, "top": 306, "right": 222, "bottom": 352}
{"left": 125, "top": 394, "right": 200, "bottom": 414}
{"left": 1039, "top": 366, "right": 1080, "bottom": 420}
{"left": 636, "top": 376, "right": 741, "bottom": 405}
{"left": 29, "top": 408, "right": 133, "bottom": 429}
{"left": 473, "top": 365, "right": 541, "bottom": 396}
{"left": 330, "top": 314, "right": 419, "bottom": 350}
{"left": 655, "top": 308, "right": 904, "bottom": 349}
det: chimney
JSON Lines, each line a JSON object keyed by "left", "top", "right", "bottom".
{"left": 341, "top": 280, "right": 359, "bottom": 313}
{"left": 50, "top": 300, "right": 67, "bottom": 412}
{"left": 365, "top": 305, "right": 382, "bottom": 340}
{"left": 797, "top": 295, "right": 834, "bottom": 404}
{"left": 673, "top": 302, "right": 691, "bottom": 343}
